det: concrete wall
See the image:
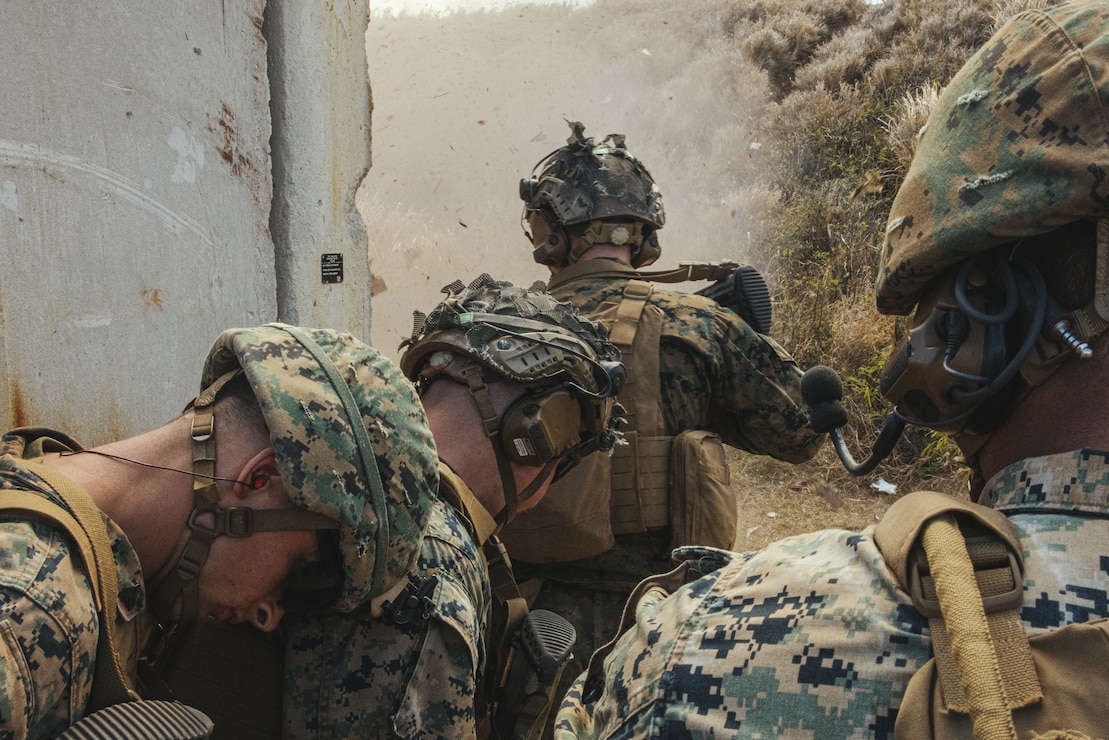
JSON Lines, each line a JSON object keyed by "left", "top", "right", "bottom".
{"left": 0, "top": 1, "right": 371, "bottom": 445}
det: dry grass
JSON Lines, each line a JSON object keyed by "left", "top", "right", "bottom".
{"left": 726, "top": 442, "right": 969, "bottom": 551}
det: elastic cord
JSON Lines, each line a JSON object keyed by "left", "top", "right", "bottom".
{"left": 276, "top": 325, "right": 391, "bottom": 599}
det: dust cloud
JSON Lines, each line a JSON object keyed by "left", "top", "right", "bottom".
{"left": 361, "top": 0, "right": 773, "bottom": 359}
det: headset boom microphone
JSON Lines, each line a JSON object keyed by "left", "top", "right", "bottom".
{"left": 801, "top": 365, "right": 905, "bottom": 476}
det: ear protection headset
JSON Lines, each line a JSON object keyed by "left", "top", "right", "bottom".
{"left": 815, "top": 235, "right": 1101, "bottom": 486}
{"left": 500, "top": 387, "right": 585, "bottom": 465}
{"left": 518, "top": 124, "right": 665, "bottom": 269}
{"left": 879, "top": 249, "right": 1048, "bottom": 435}
{"left": 522, "top": 203, "right": 662, "bottom": 268}
{"left": 523, "top": 206, "right": 572, "bottom": 267}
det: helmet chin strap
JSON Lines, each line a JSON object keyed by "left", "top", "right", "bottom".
{"left": 148, "top": 368, "right": 241, "bottom": 623}
{"left": 148, "top": 368, "right": 336, "bottom": 625}
{"left": 459, "top": 364, "right": 559, "bottom": 530}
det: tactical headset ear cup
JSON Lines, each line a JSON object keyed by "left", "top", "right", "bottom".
{"left": 527, "top": 210, "right": 572, "bottom": 267}
{"left": 632, "top": 230, "right": 662, "bottom": 268}
{"left": 499, "top": 390, "right": 583, "bottom": 465}
{"left": 878, "top": 263, "right": 1015, "bottom": 433}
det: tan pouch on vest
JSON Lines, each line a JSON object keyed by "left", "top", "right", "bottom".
{"left": 498, "top": 451, "right": 615, "bottom": 563}
{"left": 668, "top": 430, "right": 736, "bottom": 551}
{"left": 877, "top": 490, "right": 1109, "bottom": 739}
{"left": 895, "top": 616, "right": 1109, "bottom": 739}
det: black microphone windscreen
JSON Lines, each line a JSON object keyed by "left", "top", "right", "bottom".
{"left": 801, "top": 365, "right": 843, "bottom": 406}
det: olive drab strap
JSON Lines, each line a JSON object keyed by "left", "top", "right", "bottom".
{"left": 875, "top": 491, "right": 1040, "bottom": 739}
{"left": 12, "top": 462, "right": 141, "bottom": 711}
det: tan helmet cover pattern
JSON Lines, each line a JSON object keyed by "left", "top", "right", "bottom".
{"left": 877, "top": 1, "right": 1109, "bottom": 316}
{"left": 201, "top": 324, "right": 438, "bottom": 613}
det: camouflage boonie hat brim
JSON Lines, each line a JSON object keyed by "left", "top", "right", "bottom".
{"left": 877, "top": 1, "right": 1109, "bottom": 315}
{"left": 201, "top": 324, "right": 438, "bottom": 612}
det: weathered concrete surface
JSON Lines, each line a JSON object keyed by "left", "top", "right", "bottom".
{"left": 267, "top": 0, "right": 373, "bottom": 334}
{"left": 0, "top": 1, "right": 372, "bottom": 444}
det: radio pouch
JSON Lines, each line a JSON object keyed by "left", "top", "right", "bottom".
{"left": 668, "top": 430, "right": 736, "bottom": 551}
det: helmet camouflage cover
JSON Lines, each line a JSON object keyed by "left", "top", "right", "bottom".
{"left": 521, "top": 121, "right": 665, "bottom": 267}
{"left": 523, "top": 121, "right": 665, "bottom": 231}
{"left": 400, "top": 273, "right": 623, "bottom": 458}
{"left": 877, "top": 0, "right": 1109, "bottom": 318}
{"left": 201, "top": 324, "right": 437, "bottom": 613}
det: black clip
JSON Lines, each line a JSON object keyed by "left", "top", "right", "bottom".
{"left": 382, "top": 573, "right": 438, "bottom": 630}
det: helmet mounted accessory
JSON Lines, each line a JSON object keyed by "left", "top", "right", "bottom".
{"left": 520, "top": 121, "right": 665, "bottom": 268}
{"left": 815, "top": 2, "right": 1109, "bottom": 487}
{"left": 399, "top": 274, "right": 624, "bottom": 529}
{"left": 151, "top": 324, "right": 438, "bottom": 624}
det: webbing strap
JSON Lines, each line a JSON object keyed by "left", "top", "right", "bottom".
{"left": 460, "top": 363, "right": 519, "bottom": 528}
{"left": 437, "top": 463, "right": 498, "bottom": 547}
{"left": 481, "top": 536, "right": 529, "bottom": 723}
{"left": 17, "top": 462, "right": 139, "bottom": 710}
{"left": 915, "top": 514, "right": 1040, "bottom": 739}
{"left": 609, "top": 280, "right": 652, "bottom": 347}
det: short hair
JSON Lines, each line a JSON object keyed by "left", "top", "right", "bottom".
{"left": 214, "top": 373, "right": 269, "bottom": 446}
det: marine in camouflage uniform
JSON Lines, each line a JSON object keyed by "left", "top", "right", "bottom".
{"left": 0, "top": 324, "right": 436, "bottom": 738}
{"left": 557, "top": 2, "right": 1109, "bottom": 736}
{"left": 282, "top": 275, "right": 623, "bottom": 738}
{"left": 282, "top": 469, "right": 491, "bottom": 738}
{"left": 0, "top": 430, "right": 138, "bottom": 738}
{"left": 505, "top": 123, "right": 824, "bottom": 723}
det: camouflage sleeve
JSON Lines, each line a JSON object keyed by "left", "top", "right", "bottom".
{"left": 706, "top": 310, "right": 823, "bottom": 463}
{"left": 555, "top": 526, "right": 932, "bottom": 738}
{"left": 0, "top": 521, "right": 99, "bottom": 739}
{"left": 658, "top": 301, "right": 823, "bottom": 464}
{"left": 284, "top": 498, "right": 489, "bottom": 738}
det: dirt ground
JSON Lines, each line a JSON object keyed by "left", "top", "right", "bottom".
{"left": 725, "top": 444, "right": 966, "bottom": 551}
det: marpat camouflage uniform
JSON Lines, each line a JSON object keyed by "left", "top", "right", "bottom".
{"left": 283, "top": 463, "right": 490, "bottom": 738}
{"left": 559, "top": 1, "right": 1109, "bottom": 733}
{"left": 550, "top": 262, "right": 819, "bottom": 461}
{"left": 512, "top": 259, "right": 823, "bottom": 709}
{"left": 556, "top": 448, "right": 1109, "bottom": 738}
{"left": 0, "top": 429, "right": 144, "bottom": 739}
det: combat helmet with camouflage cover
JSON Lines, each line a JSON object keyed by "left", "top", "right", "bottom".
{"left": 520, "top": 121, "right": 666, "bottom": 268}
{"left": 400, "top": 274, "right": 624, "bottom": 527}
{"left": 874, "top": 1, "right": 1109, "bottom": 443}
{"left": 151, "top": 324, "right": 438, "bottom": 621}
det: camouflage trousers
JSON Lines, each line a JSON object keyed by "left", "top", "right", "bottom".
{"left": 515, "top": 530, "right": 674, "bottom": 740}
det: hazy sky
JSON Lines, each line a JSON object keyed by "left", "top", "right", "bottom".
{"left": 362, "top": 1, "right": 773, "bottom": 357}
{"left": 373, "top": 0, "right": 594, "bottom": 16}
